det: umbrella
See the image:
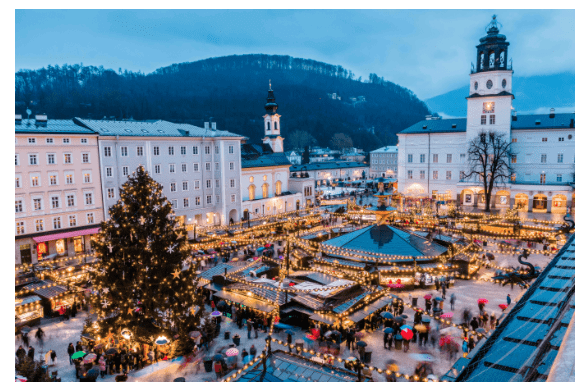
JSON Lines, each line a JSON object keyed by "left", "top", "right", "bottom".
{"left": 256, "top": 247, "right": 264, "bottom": 252}
{"left": 225, "top": 348, "right": 239, "bottom": 357}
{"left": 401, "top": 314, "right": 409, "bottom": 319}
{"left": 400, "top": 324, "right": 413, "bottom": 331}
{"left": 356, "top": 341, "right": 367, "bottom": 347}
{"left": 210, "top": 311, "right": 222, "bottom": 317}
{"left": 86, "top": 366, "right": 100, "bottom": 379}
{"left": 346, "top": 356, "right": 357, "bottom": 361}
{"left": 381, "top": 312, "right": 393, "bottom": 319}
{"left": 422, "top": 318, "right": 431, "bottom": 323}
{"left": 264, "top": 244, "right": 272, "bottom": 248}
{"left": 20, "top": 326, "right": 31, "bottom": 335}
{"left": 243, "top": 355, "right": 254, "bottom": 364}
{"left": 409, "top": 353, "right": 436, "bottom": 362}
{"left": 401, "top": 328, "right": 413, "bottom": 340}
{"left": 423, "top": 295, "right": 432, "bottom": 300}
{"left": 230, "top": 241, "right": 237, "bottom": 244}
{"left": 83, "top": 353, "right": 97, "bottom": 364}
{"left": 499, "top": 304, "right": 508, "bottom": 310}
{"left": 173, "top": 377, "right": 186, "bottom": 382}
{"left": 212, "top": 353, "right": 224, "bottom": 361}
{"left": 189, "top": 331, "right": 201, "bottom": 339}
{"left": 94, "top": 343, "right": 104, "bottom": 350}
{"left": 285, "top": 330, "right": 295, "bottom": 335}
{"left": 155, "top": 336, "right": 169, "bottom": 345}
{"left": 435, "top": 297, "right": 444, "bottom": 302}
{"left": 15, "top": 375, "right": 27, "bottom": 382}
{"left": 394, "top": 316, "right": 404, "bottom": 323}
{"left": 384, "top": 328, "right": 394, "bottom": 334}
{"left": 231, "top": 257, "right": 239, "bottom": 262}
{"left": 71, "top": 351, "right": 86, "bottom": 360}
{"left": 478, "top": 298, "right": 488, "bottom": 304}
{"left": 440, "top": 312, "right": 453, "bottom": 318}
{"left": 414, "top": 324, "right": 428, "bottom": 332}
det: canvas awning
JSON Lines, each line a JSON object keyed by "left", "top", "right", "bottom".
{"left": 33, "top": 227, "right": 100, "bottom": 243}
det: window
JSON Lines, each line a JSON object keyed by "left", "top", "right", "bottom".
{"left": 35, "top": 219, "right": 44, "bottom": 232}
{"left": 460, "top": 154, "right": 466, "bottom": 163}
{"left": 15, "top": 176, "right": 21, "bottom": 188}
{"left": 490, "top": 115, "right": 495, "bottom": 125}
{"left": 216, "top": 179, "right": 220, "bottom": 188}
{"left": 194, "top": 181, "right": 200, "bottom": 190}
{"left": 153, "top": 146, "right": 160, "bottom": 155}
{"left": 69, "top": 215, "right": 77, "bottom": 227}
{"left": 122, "top": 166, "right": 129, "bottom": 176}
{"left": 31, "top": 175, "right": 39, "bottom": 187}
{"left": 154, "top": 164, "right": 161, "bottom": 174}
{"left": 215, "top": 162, "right": 219, "bottom": 170}
{"left": 262, "top": 183, "right": 269, "bottom": 198}
{"left": 216, "top": 195, "right": 220, "bottom": 204}
{"left": 512, "top": 138, "right": 517, "bottom": 143}
{"left": 558, "top": 137, "right": 564, "bottom": 142}
{"left": 182, "top": 181, "right": 188, "bottom": 191}
{"left": 121, "top": 146, "right": 128, "bottom": 156}
{"left": 205, "top": 146, "right": 210, "bottom": 154}
{"left": 15, "top": 200, "right": 23, "bottom": 213}
{"left": 420, "top": 154, "right": 425, "bottom": 163}
{"left": 433, "top": 154, "right": 438, "bottom": 163}
{"left": 81, "top": 138, "right": 88, "bottom": 144}
{"left": 460, "top": 171, "right": 465, "bottom": 180}
{"left": 171, "top": 200, "right": 178, "bottom": 209}
{"left": 15, "top": 154, "right": 19, "bottom": 166}
{"left": 51, "top": 196, "right": 59, "bottom": 209}
{"left": 85, "top": 193, "right": 93, "bottom": 205}
{"left": 433, "top": 171, "right": 438, "bottom": 180}
{"left": 447, "top": 154, "right": 452, "bottom": 163}
{"left": 82, "top": 153, "right": 89, "bottom": 163}
{"left": 541, "top": 154, "right": 547, "bottom": 163}
{"left": 106, "top": 167, "right": 113, "bottom": 177}
{"left": 168, "top": 146, "right": 174, "bottom": 155}
{"left": 511, "top": 173, "right": 516, "bottom": 183}
{"left": 181, "top": 163, "right": 187, "bottom": 172}
{"left": 50, "top": 175, "right": 57, "bottom": 185}
{"left": 229, "top": 145, "right": 234, "bottom": 154}
{"left": 263, "top": 175, "right": 267, "bottom": 181}
{"left": 87, "top": 213, "right": 94, "bottom": 224}
{"left": 64, "top": 153, "right": 72, "bottom": 164}
{"left": 407, "top": 154, "right": 413, "bottom": 163}
{"left": 215, "top": 145, "right": 219, "bottom": 154}
{"left": 557, "top": 154, "right": 563, "bottom": 163}
{"left": 557, "top": 174, "right": 562, "bottom": 183}
{"left": 33, "top": 198, "right": 42, "bottom": 211}
{"left": 63, "top": 138, "right": 70, "bottom": 144}
{"left": 407, "top": 170, "right": 413, "bottom": 179}
{"left": 446, "top": 171, "right": 452, "bottom": 180}
{"left": 540, "top": 173, "right": 546, "bottom": 184}
{"left": 231, "top": 194, "right": 236, "bottom": 203}
{"left": 28, "top": 137, "right": 36, "bottom": 144}
{"left": 47, "top": 154, "right": 55, "bottom": 164}
{"left": 181, "top": 146, "right": 186, "bottom": 155}
{"left": 170, "top": 183, "right": 177, "bottom": 192}
{"left": 67, "top": 194, "right": 75, "bottom": 207}
{"left": 420, "top": 170, "right": 425, "bottom": 179}
{"left": 230, "top": 179, "right": 235, "bottom": 188}
{"left": 104, "top": 146, "right": 111, "bottom": 157}
{"left": 206, "top": 180, "right": 211, "bottom": 189}
{"left": 137, "top": 146, "right": 144, "bottom": 156}
{"left": 46, "top": 138, "right": 53, "bottom": 144}
{"left": 206, "top": 195, "right": 212, "bottom": 204}
{"left": 249, "top": 176, "right": 254, "bottom": 183}
{"left": 205, "top": 163, "right": 211, "bottom": 171}
{"left": 16, "top": 221, "right": 25, "bottom": 235}
{"left": 183, "top": 198, "right": 189, "bottom": 208}
{"left": 66, "top": 174, "right": 73, "bottom": 184}
{"left": 107, "top": 188, "right": 115, "bottom": 199}
{"left": 53, "top": 217, "right": 61, "bottom": 230}
{"left": 542, "top": 138, "right": 548, "bottom": 142}
{"left": 229, "top": 162, "right": 234, "bottom": 170}
{"left": 193, "top": 146, "right": 199, "bottom": 155}
{"left": 511, "top": 154, "right": 517, "bottom": 164}
{"left": 193, "top": 163, "right": 199, "bottom": 172}
{"left": 29, "top": 154, "right": 38, "bottom": 165}
{"left": 481, "top": 115, "right": 486, "bottom": 125}
{"left": 195, "top": 197, "right": 201, "bottom": 206}
{"left": 169, "top": 164, "right": 175, "bottom": 173}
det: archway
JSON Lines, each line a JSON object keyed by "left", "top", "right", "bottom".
{"left": 461, "top": 189, "right": 475, "bottom": 205}
{"left": 551, "top": 194, "right": 567, "bottom": 214}
{"left": 262, "top": 183, "right": 269, "bottom": 198}
{"left": 496, "top": 190, "right": 510, "bottom": 208}
{"left": 243, "top": 209, "right": 249, "bottom": 221}
{"left": 296, "top": 200, "right": 300, "bottom": 210}
{"left": 514, "top": 193, "right": 529, "bottom": 211}
{"left": 228, "top": 209, "right": 238, "bottom": 225}
{"left": 533, "top": 194, "right": 547, "bottom": 212}
{"left": 248, "top": 185, "right": 256, "bottom": 201}
{"left": 275, "top": 180, "right": 282, "bottom": 196}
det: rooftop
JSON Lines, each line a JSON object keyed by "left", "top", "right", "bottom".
{"left": 15, "top": 119, "right": 95, "bottom": 134}
{"left": 371, "top": 145, "right": 398, "bottom": 153}
{"left": 290, "top": 161, "right": 368, "bottom": 172}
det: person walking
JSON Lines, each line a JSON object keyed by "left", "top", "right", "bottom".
{"left": 434, "top": 278, "right": 440, "bottom": 291}
{"left": 506, "top": 294, "right": 512, "bottom": 307}
{"left": 16, "top": 345, "right": 26, "bottom": 363}
{"left": 76, "top": 341, "right": 83, "bottom": 352}
{"left": 383, "top": 332, "right": 389, "bottom": 350}
{"left": 287, "top": 333, "right": 293, "bottom": 352}
{"left": 99, "top": 355, "right": 107, "bottom": 378}
{"left": 68, "top": 343, "right": 75, "bottom": 365}
{"left": 22, "top": 333, "right": 29, "bottom": 349}
{"left": 450, "top": 294, "right": 456, "bottom": 310}
{"left": 35, "top": 327, "right": 45, "bottom": 350}
{"left": 27, "top": 346, "right": 35, "bottom": 360}
{"left": 402, "top": 337, "right": 410, "bottom": 353}
{"left": 470, "top": 317, "right": 479, "bottom": 331}
{"left": 490, "top": 312, "right": 497, "bottom": 330}
{"left": 214, "top": 360, "right": 223, "bottom": 380}
{"left": 247, "top": 320, "right": 252, "bottom": 339}
{"left": 250, "top": 344, "right": 257, "bottom": 358}
{"left": 50, "top": 349, "right": 57, "bottom": 365}
{"left": 442, "top": 283, "right": 447, "bottom": 299}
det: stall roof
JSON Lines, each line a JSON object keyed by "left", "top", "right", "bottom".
{"left": 228, "top": 283, "right": 290, "bottom": 305}
{"left": 213, "top": 290, "right": 275, "bottom": 313}
{"left": 309, "top": 312, "right": 339, "bottom": 325}
{"left": 346, "top": 296, "right": 391, "bottom": 323}
{"left": 281, "top": 306, "right": 316, "bottom": 316}
{"left": 33, "top": 285, "right": 69, "bottom": 300}
{"left": 199, "top": 263, "right": 239, "bottom": 281}
{"left": 16, "top": 295, "right": 42, "bottom": 307}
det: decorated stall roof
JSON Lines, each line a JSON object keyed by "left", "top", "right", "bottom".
{"left": 228, "top": 283, "right": 290, "bottom": 305}
{"left": 15, "top": 295, "right": 42, "bottom": 307}
{"left": 345, "top": 296, "right": 391, "bottom": 323}
{"left": 33, "top": 285, "right": 69, "bottom": 300}
{"left": 213, "top": 290, "right": 275, "bottom": 313}
{"left": 199, "top": 263, "right": 239, "bottom": 281}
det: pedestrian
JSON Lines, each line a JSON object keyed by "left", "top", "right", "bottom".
{"left": 50, "top": 349, "right": 57, "bottom": 364}
{"left": 450, "top": 294, "right": 456, "bottom": 310}
{"left": 99, "top": 355, "right": 107, "bottom": 378}
{"left": 287, "top": 333, "right": 292, "bottom": 352}
{"left": 35, "top": 327, "right": 45, "bottom": 349}
{"left": 478, "top": 301, "right": 485, "bottom": 315}
{"left": 435, "top": 278, "right": 440, "bottom": 291}
{"left": 468, "top": 335, "right": 475, "bottom": 351}
{"left": 214, "top": 361, "right": 223, "bottom": 380}
{"left": 250, "top": 344, "right": 257, "bottom": 358}
{"left": 247, "top": 320, "right": 252, "bottom": 339}
{"left": 402, "top": 338, "right": 410, "bottom": 353}
{"left": 506, "top": 294, "right": 512, "bottom": 306}
{"left": 27, "top": 346, "right": 35, "bottom": 360}
{"left": 490, "top": 312, "right": 496, "bottom": 330}
{"left": 358, "top": 344, "right": 366, "bottom": 361}
{"left": 211, "top": 300, "right": 216, "bottom": 311}
{"left": 241, "top": 348, "right": 248, "bottom": 361}
{"left": 470, "top": 317, "right": 479, "bottom": 331}
{"left": 68, "top": 342, "right": 75, "bottom": 364}
{"left": 442, "top": 284, "right": 446, "bottom": 299}
{"left": 22, "top": 333, "right": 29, "bottom": 349}
{"left": 76, "top": 341, "right": 83, "bottom": 352}
{"left": 16, "top": 345, "right": 26, "bottom": 363}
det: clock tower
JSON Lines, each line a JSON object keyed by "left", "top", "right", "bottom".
{"left": 466, "top": 15, "right": 514, "bottom": 140}
{"left": 262, "top": 81, "right": 284, "bottom": 153}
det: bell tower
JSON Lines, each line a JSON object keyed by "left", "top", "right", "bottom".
{"left": 262, "top": 81, "right": 284, "bottom": 153}
{"left": 466, "top": 15, "right": 514, "bottom": 140}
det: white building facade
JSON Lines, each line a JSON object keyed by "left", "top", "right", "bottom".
{"left": 398, "top": 16, "right": 575, "bottom": 214}
{"left": 370, "top": 146, "right": 398, "bottom": 178}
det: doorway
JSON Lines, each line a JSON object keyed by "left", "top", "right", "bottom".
{"left": 20, "top": 244, "right": 32, "bottom": 264}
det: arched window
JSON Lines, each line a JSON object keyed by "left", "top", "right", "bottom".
{"left": 489, "top": 51, "right": 495, "bottom": 68}
{"left": 274, "top": 121, "right": 278, "bottom": 130}
{"left": 275, "top": 181, "right": 282, "bottom": 196}
{"left": 249, "top": 176, "right": 254, "bottom": 183}
{"left": 262, "top": 183, "right": 269, "bottom": 198}
{"left": 479, "top": 52, "right": 485, "bottom": 70}
{"left": 248, "top": 185, "right": 255, "bottom": 201}
{"left": 499, "top": 51, "right": 505, "bottom": 67}
{"left": 267, "top": 122, "right": 270, "bottom": 131}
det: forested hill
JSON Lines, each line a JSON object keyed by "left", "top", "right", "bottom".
{"left": 15, "top": 54, "right": 430, "bottom": 151}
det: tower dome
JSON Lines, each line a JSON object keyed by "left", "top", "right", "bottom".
{"left": 474, "top": 15, "right": 511, "bottom": 73}
{"left": 264, "top": 80, "right": 278, "bottom": 114}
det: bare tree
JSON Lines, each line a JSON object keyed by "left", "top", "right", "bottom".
{"left": 463, "top": 130, "right": 513, "bottom": 212}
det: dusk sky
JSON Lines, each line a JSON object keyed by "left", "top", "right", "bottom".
{"left": 15, "top": 9, "right": 575, "bottom": 100}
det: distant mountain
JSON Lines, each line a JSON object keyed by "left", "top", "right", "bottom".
{"left": 15, "top": 54, "right": 431, "bottom": 152}
{"left": 425, "top": 72, "right": 575, "bottom": 118}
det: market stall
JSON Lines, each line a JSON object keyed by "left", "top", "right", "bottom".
{"left": 15, "top": 295, "right": 43, "bottom": 329}
{"left": 33, "top": 285, "right": 76, "bottom": 317}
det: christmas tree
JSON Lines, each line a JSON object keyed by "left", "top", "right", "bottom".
{"left": 90, "top": 166, "right": 204, "bottom": 339}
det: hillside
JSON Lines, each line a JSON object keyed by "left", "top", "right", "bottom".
{"left": 426, "top": 72, "right": 575, "bottom": 118}
{"left": 15, "top": 54, "right": 431, "bottom": 152}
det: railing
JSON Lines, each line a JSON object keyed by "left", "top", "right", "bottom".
{"left": 457, "top": 179, "right": 573, "bottom": 187}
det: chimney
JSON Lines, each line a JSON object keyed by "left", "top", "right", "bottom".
{"left": 549, "top": 108, "right": 555, "bottom": 118}
{"left": 15, "top": 114, "right": 22, "bottom": 124}
{"left": 512, "top": 111, "right": 517, "bottom": 121}
{"left": 211, "top": 122, "right": 217, "bottom": 130}
{"left": 204, "top": 122, "right": 209, "bottom": 130}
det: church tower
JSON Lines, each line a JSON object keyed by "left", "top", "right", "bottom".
{"left": 466, "top": 15, "right": 514, "bottom": 140}
{"left": 262, "top": 81, "right": 284, "bottom": 153}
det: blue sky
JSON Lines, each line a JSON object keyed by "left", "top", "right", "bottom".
{"left": 15, "top": 9, "right": 575, "bottom": 99}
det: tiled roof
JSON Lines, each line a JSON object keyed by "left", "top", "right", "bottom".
{"left": 398, "top": 118, "right": 467, "bottom": 134}
{"left": 457, "top": 235, "right": 575, "bottom": 382}
{"left": 241, "top": 151, "right": 292, "bottom": 169}
{"left": 290, "top": 161, "right": 369, "bottom": 172}
{"left": 199, "top": 263, "right": 238, "bottom": 281}
{"left": 371, "top": 145, "right": 398, "bottom": 153}
{"left": 74, "top": 118, "right": 243, "bottom": 138}
{"left": 15, "top": 119, "right": 95, "bottom": 134}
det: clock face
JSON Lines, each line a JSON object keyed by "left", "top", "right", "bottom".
{"left": 502, "top": 79, "right": 507, "bottom": 88}
{"left": 483, "top": 102, "right": 495, "bottom": 113}
{"left": 486, "top": 79, "right": 493, "bottom": 89}
{"left": 474, "top": 82, "right": 478, "bottom": 91}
